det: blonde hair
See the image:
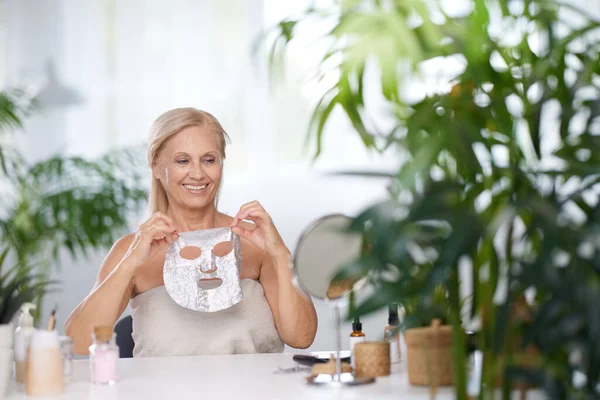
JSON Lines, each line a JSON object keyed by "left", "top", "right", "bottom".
{"left": 146, "top": 108, "right": 230, "bottom": 216}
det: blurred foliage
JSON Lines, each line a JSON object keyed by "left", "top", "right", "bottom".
{"left": 0, "top": 247, "right": 51, "bottom": 324}
{"left": 402, "top": 284, "right": 451, "bottom": 329}
{"left": 267, "top": 0, "right": 600, "bottom": 398}
{"left": 0, "top": 89, "right": 146, "bottom": 323}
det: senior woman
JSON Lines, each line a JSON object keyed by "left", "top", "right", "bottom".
{"left": 65, "top": 108, "right": 318, "bottom": 356}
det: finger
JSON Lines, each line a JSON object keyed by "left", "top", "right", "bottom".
{"left": 151, "top": 233, "right": 177, "bottom": 248}
{"left": 140, "top": 212, "right": 164, "bottom": 228}
{"left": 236, "top": 209, "right": 271, "bottom": 226}
{"left": 146, "top": 221, "right": 177, "bottom": 241}
{"left": 142, "top": 212, "right": 177, "bottom": 231}
{"left": 231, "top": 225, "right": 253, "bottom": 241}
{"left": 164, "top": 231, "right": 179, "bottom": 244}
{"left": 160, "top": 230, "right": 179, "bottom": 244}
{"left": 232, "top": 201, "right": 263, "bottom": 227}
{"left": 236, "top": 205, "right": 266, "bottom": 220}
{"left": 235, "top": 201, "right": 263, "bottom": 219}
{"left": 243, "top": 201, "right": 263, "bottom": 213}
{"left": 150, "top": 236, "right": 170, "bottom": 256}
{"left": 143, "top": 220, "right": 172, "bottom": 234}
{"left": 231, "top": 209, "right": 248, "bottom": 227}
{"left": 153, "top": 219, "right": 177, "bottom": 233}
{"left": 154, "top": 213, "right": 177, "bottom": 231}
{"left": 232, "top": 206, "right": 263, "bottom": 227}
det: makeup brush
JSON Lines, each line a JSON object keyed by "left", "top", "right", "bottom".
{"left": 47, "top": 307, "right": 57, "bottom": 331}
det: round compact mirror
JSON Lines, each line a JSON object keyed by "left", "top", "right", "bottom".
{"left": 293, "top": 214, "right": 374, "bottom": 387}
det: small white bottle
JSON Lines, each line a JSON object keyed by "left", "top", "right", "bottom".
{"left": 25, "top": 330, "right": 65, "bottom": 396}
{"left": 14, "top": 303, "right": 36, "bottom": 383}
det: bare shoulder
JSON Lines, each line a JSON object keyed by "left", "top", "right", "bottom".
{"left": 108, "top": 233, "right": 135, "bottom": 260}
{"left": 96, "top": 233, "right": 135, "bottom": 282}
{"left": 113, "top": 233, "right": 135, "bottom": 251}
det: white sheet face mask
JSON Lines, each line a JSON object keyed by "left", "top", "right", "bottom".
{"left": 163, "top": 227, "right": 243, "bottom": 312}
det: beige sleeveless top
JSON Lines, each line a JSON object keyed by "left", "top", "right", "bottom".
{"left": 130, "top": 279, "right": 284, "bottom": 357}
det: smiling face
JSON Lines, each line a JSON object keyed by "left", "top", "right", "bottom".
{"left": 152, "top": 125, "right": 223, "bottom": 211}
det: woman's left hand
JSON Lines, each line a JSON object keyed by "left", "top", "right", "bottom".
{"left": 230, "top": 201, "right": 288, "bottom": 258}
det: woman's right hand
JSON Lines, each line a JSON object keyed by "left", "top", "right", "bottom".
{"left": 121, "top": 212, "right": 179, "bottom": 269}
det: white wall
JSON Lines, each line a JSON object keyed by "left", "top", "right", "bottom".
{"left": 2, "top": 0, "right": 397, "bottom": 354}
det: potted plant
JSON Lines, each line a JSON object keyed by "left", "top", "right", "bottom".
{"left": 0, "top": 247, "right": 51, "bottom": 397}
{"left": 265, "top": 0, "right": 600, "bottom": 398}
{"left": 0, "top": 89, "right": 147, "bottom": 321}
{"left": 401, "top": 286, "right": 454, "bottom": 387}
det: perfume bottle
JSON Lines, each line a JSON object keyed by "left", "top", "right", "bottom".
{"left": 384, "top": 303, "right": 401, "bottom": 363}
{"left": 89, "top": 327, "right": 119, "bottom": 385}
{"left": 349, "top": 317, "right": 366, "bottom": 369}
{"left": 59, "top": 336, "right": 73, "bottom": 383}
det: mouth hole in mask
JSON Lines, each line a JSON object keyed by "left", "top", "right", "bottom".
{"left": 179, "top": 246, "right": 202, "bottom": 260}
{"left": 213, "top": 241, "right": 233, "bottom": 257}
{"left": 198, "top": 278, "right": 223, "bottom": 290}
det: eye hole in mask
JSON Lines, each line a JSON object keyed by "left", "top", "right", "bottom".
{"left": 179, "top": 246, "right": 202, "bottom": 260}
{"left": 212, "top": 241, "right": 233, "bottom": 257}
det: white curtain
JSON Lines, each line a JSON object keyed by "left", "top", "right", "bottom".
{"left": 2, "top": 0, "right": 273, "bottom": 173}
{"left": 1, "top": 0, "right": 404, "bottom": 173}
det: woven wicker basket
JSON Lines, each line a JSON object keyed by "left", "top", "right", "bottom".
{"left": 353, "top": 341, "right": 391, "bottom": 378}
{"left": 404, "top": 319, "right": 453, "bottom": 386}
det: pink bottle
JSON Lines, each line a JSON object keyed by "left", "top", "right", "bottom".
{"left": 89, "top": 326, "right": 119, "bottom": 385}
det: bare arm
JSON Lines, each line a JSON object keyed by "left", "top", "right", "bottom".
{"left": 65, "top": 212, "right": 178, "bottom": 355}
{"left": 260, "top": 249, "right": 318, "bottom": 348}
{"left": 231, "top": 200, "right": 318, "bottom": 349}
{"left": 64, "top": 235, "right": 136, "bottom": 355}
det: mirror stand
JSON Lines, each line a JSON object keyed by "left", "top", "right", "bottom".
{"left": 305, "top": 304, "right": 375, "bottom": 387}
{"left": 293, "top": 214, "right": 376, "bottom": 388}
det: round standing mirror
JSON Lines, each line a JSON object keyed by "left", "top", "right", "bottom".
{"left": 294, "top": 214, "right": 364, "bottom": 302}
{"left": 293, "top": 214, "right": 375, "bottom": 387}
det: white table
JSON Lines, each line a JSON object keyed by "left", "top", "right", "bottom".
{"left": 6, "top": 353, "right": 457, "bottom": 399}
